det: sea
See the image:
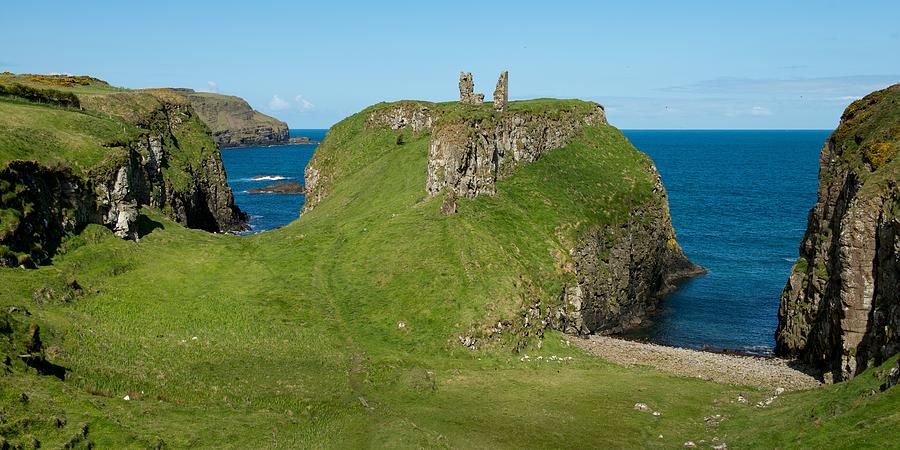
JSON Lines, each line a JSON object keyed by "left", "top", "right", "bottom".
{"left": 220, "top": 129, "right": 326, "bottom": 233}
{"left": 220, "top": 128, "right": 829, "bottom": 354}
{"left": 620, "top": 130, "right": 828, "bottom": 354}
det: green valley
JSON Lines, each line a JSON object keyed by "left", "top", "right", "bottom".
{"left": 0, "top": 74, "right": 898, "bottom": 449}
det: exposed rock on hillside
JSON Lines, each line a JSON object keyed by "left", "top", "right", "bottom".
{"left": 92, "top": 113, "right": 246, "bottom": 238}
{"left": 0, "top": 161, "right": 97, "bottom": 266}
{"left": 426, "top": 104, "right": 607, "bottom": 197}
{"left": 172, "top": 89, "right": 289, "bottom": 148}
{"left": 776, "top": 84, "right": 900, "bottom": 381}
{"left": 0, "top": 85, "right": 247, "bottom": 267}
{"left": 366, "top": 102, "right": 434, "bottom": 132}
{"left": 558, "top": 171, "right": 705, "bottom": 335}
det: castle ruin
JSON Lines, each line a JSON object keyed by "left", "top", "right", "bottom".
{"left": 493, "top": 71, "right": 508, "bottom": 112}
{"left": 459, "top": 71, "right": 508, "bottom": 111}
{"left": 458, "top": 72, "right": 484, "bottom": 105}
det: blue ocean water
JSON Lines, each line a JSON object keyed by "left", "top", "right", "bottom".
{"left": 621, "top": 130, "right": 828, "bottom": 354}
{"left": 221, "top": 128, "right": 829, "bottom": 353}
{"left": 220, "top": 129, "right": 326, "bottom": 232}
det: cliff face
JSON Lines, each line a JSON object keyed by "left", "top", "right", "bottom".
{"left": 175, "top": 89, "right": 289, "bottom": 148}
{"left": 303, "top": 100, "right": 700, "bottom": 339}
{"left": 558, "top": 170, "right": 704, "bottom": 335}
{"left": 777, "top": 84, "right": 900, "bottom": 381}
{"left": 0, "top": 86, "right": 246, "bottom": 267}
{"left": 426, "top": 105, "right": 607, "bottom": 198}
{"left": 92, "top": 123, "right": 246, "bottom": 239}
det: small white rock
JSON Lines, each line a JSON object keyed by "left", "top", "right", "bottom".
{"left": 684, "top": 441, "right": 696, "bottom": 448}
{"left": 397, "top": 322, "right": 406, "bottom": 329}
{"left": 191, "top": 336, "right": 198, "bottom": 341}
{"left": 633, "top": 402, "right": 650, "bottom": 412}
{"left": 775, "top": 387, "right": 785, "bottom": 395}
{"left": 652, "top": 411, "right": 662, "bottom": 417}
{"left": 123, "top": 395, "right": 130, "bottom": 401}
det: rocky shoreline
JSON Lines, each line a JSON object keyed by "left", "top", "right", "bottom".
{"left": 574, "top": 335, "right": 821, "bottom": 390}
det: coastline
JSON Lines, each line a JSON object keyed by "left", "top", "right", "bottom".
{"left": 574, "top": 334, "right": 821, "bottom": 390}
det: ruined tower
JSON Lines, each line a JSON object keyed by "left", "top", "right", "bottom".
{"left": 459, "top": 71, "right": 484, "bottom": 105}
{"left": 493, "top": 71, "right": 508, "bottom": 112}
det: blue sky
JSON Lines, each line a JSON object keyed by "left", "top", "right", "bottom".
{"left": 2, "top": 0, "right": 898, "bottom": 129}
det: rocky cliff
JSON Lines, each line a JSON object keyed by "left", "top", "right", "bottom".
{"left": 426, "top": 104, "right": 606, "bottom": 198}
{"left": 0, "top": 76, "right": 246, "bottom": 267}
{"left": 173, "top": 89, "right": 289, "bottom": 148}
{"left": 557, "top": 170, "right": 705, "bottom": 335}
{"left": 777, "top": 84, "right": 900, "bottom": 381}
{"left": 303, "top": 99, "right": 701, "bottom": 339}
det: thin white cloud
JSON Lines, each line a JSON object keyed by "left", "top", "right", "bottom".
{"left": 198, "top": 81, "right": 218, "bottom": 93}
{"left": 295, "top": 94, "right": 314, "bottom": 111}
{"left": 750, "top": 106, "right": 773, "bottom": 116}
{"left": 659, "top": 75, "right": 899, "bottom": 98}
{"left": 268, "top": 95, "right": 291, "bottom": 111}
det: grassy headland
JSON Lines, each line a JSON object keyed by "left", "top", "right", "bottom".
{"left": 0, "top": 86, "right": 898, "bottom": 448}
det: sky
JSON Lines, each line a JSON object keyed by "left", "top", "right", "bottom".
{"left": 2, "top": 0, "right": 899, "bottom": 129}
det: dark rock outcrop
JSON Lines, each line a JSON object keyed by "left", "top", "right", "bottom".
{"left": 0, "top": 161, "right": 96, "bottom": 267}
{"left": 247, "top": 181, "right": 306, "bottom": 194}
{"left": 776, "top": 84, "right": 900, "bottom": 381}
{"left": 288, "top": 136, "right": 317, "bottom": 145}
{"left": 557, "top": 169, "right": 705, "bottom": 335}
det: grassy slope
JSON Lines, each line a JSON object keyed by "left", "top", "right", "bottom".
{"left": 0, "top": 98, "right": 137, "bottom": 174}
{"left": 0, "top": 77, "right": 224, "bottom": 196}
{"left": 0, "top": 100, "right": 898, "bottom": 448}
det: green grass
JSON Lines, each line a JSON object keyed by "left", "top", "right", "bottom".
{"left": 0, "top": 81, "right": 223, "bottom": 197}
{"left": 1, "top": 99, "right": 898, "bottom": 448}
{"left": 0, "top": 72, "right": 125, "bottom": 96}
{"left": 832, "top": 84, "right": 900, "bottom": 195}
{"left": 0, "top": 98, "right": 136, "bottom": 174}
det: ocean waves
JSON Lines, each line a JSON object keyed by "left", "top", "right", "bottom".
{"left": 237, "top": 175, "right": 293, "bottom": 182}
